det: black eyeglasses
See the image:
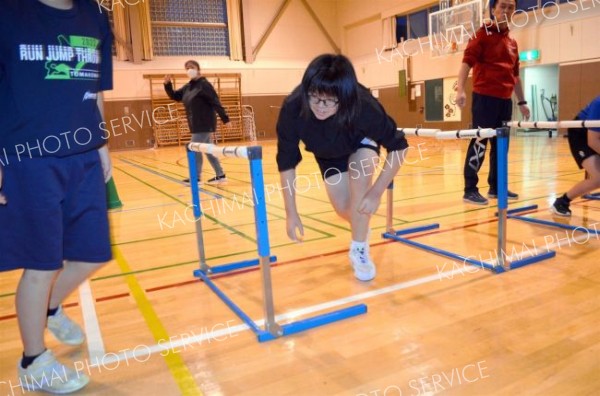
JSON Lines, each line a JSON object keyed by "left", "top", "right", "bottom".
{"left": 308, "top": 94, "right": 339, "bottom": 108}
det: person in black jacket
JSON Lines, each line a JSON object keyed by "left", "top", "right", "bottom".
{"left": 164, "top": 60, "right": 229, "bottom": 184}
{"left": 276, "top": 54, "right": 408, "bottom": 282}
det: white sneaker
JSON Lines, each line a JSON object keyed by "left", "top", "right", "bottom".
{"left": 18, "top": 349, "right": 89, "bottom": 394}
{"left": 349, "top": 248, "right": 376, "bottom": 281}
{"left": 47, "top": 306, "right": 85, "bottom": 346}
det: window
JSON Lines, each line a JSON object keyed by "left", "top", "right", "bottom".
{"left": 516, "top": 0, "right": 539, "bottom": 10}
{"left": 409, "top": 9, "right": 429, "bottom": 39}
{"left": 396, "top": 15, "right": 408, "bottom": 42}
{"left": 395, "top": 3, "right": 441, "bottom": 43}
{"left": 150, "top": 0, "right": 230, "bottom": 56}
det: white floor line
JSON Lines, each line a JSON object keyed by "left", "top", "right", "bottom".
{"left": 93, "top": 266, "right": 479, "bottom": 367}
{"left": 78, "top": 280, "right": 106, "bottom": 362}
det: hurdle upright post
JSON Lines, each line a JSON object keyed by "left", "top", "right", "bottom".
{"left": 187, "top": 147, "right": 210, "bottom": 273}
{"left": 496, "top": 127, "right": 510, "bottom": 270}
{"left": 247, "top": 146, "right": 282, "bottom": 337}
{"left": 386, "top": 182, "right": 394, "bottom": 234}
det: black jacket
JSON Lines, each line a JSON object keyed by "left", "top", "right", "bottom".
{"left": 164, "top": 77, "right": 229, "bottom": 133}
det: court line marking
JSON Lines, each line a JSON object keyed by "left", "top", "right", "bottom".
{"left": 78, "top": 280, "right": 106, "bottom": 363}
{"left": 114, "top": 165, "right": 256, "bottom": 243}
{"left": 113, "top": 247, "right": 203, "bottom": 396}
{"left": 94, "top": 266, "right": 483, "bottom": 367}
{"left": 116, "top": 159, "right": 224, "bottom": 199}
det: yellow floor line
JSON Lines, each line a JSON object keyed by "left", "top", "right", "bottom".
{"left": 114, "top": 247, "right": 203, "bottom": 396}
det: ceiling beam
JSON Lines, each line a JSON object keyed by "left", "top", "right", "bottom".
{"left": 252, "top": 0, "right": 293, "bottom": 60}
{"left": 299, "top": 0, "right": 340, "bottom": 54}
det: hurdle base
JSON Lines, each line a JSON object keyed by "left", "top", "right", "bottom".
{"left": 193, "top": 256, "right": 277, "bottom": 276}
{"left": 257, "top": 304, "right": 368, "bottom": 342}
{"left": 494, "top": 204, "right": 538, "bottom": 217}
{"left": 383, "top": 225, "right": 505, "bottom": 274}
{"left": 508, "top": 250, "right": 557, "bottom": 270}
{"left": 509, "top": 214, "right": 600, "bottom": 235}
{"left": 195, "top": 262, "right": 368, "bottom": 343}
{"left": 583, "top": 193, "right": 600, "bottom": 200}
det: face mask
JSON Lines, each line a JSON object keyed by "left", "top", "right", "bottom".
{"left": 187, "top": 68, "right": 198, "bottom": 79}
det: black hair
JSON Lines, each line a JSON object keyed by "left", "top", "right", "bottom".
{"left": 184, "top": 60, "right": 200, "bottom": 70}
{"left": 491, "top": 0, "right": 518, "bottom": 10}
{"left": 295, "top": 54, "right": 360, "bottom": 129}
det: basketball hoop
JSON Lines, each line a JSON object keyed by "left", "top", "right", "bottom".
{"left": 429, "top": 0, "right": 483, "bottom": 58}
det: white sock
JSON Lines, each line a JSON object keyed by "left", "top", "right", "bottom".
{"left": 351, "top": 240, "right": 367, "bottom": 253}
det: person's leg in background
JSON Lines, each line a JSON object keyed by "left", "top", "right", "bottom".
{"left": 487, "top": 97, "right": 518, "bottom": 199}
{"left": 192, "top": 132, "right": 226, "bottom": 183}
{"left": 552, "top": 126, "right": 600, "bottom": 216}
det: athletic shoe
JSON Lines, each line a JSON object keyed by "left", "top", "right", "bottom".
{"left": 47, "top": 306, "right": 85, "bottom": 346}
{"left": 18, "top": 349, "right": 89, "bottom": 394}
{"left": 488, "top": 190, "right": 519, "bottom": 200}
{"left": 551, "top": 197, "right": 571, "bottom": 217}
{"left": 207, "top": 174, "right": 227, "bottom": 184}
{"left": 463, "top": 191, "right": 488, "bottom": 205}
{"left": 349, "top": 247, "right": 376, "bottom": 282}
{"left": 182, "top": 178, "right": 201, "bottom": 185}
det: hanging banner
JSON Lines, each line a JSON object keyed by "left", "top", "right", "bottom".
{"left": 443, "top": 77, "right": 461, "bottom": 121}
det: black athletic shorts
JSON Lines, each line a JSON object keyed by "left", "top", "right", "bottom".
{"left": 568, "top": 117, "right": 599, "bottom": 169}
{"left": 315, "top": 138, "right": 381, "bottom": 180}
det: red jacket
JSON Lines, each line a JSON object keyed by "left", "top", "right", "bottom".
{"left": 462, "top": 24, "right": 520, "bottom": 99}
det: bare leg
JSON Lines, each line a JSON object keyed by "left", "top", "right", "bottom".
{"left": 566, "top": 155, "right": 600, "bottom": 200}
{"left": 348, "top": 148, "right": 379, "bottom": 242}
{"left": 324, "top": 172, "right": 351, "bottom": 222}
{"left": 16, "top": 269, "right": 58, "bottom": 356}
{"left": 48, "top": 261, "right": 106, "bottom": 309}
{"left": 323, "top": 148, "right": 379, "bottom": 241}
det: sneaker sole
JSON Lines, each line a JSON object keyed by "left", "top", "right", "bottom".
{"left": 354, "top": 271, "right": 375, "bottom": 282}
{"left": 463, "top": 198, "right": 488, "bottom": 205}
{"left": 550, "top": 207, "right": 571, "bottom": 217}
{"left": 49, "top": 334, "right": 85, "bottom": 346}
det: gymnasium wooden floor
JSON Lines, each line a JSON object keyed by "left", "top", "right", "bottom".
{"left": 1, "top": 132, "right": 599, "bottom": 395}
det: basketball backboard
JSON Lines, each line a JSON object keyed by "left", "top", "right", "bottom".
{"left": 429, "top": 0, "right": 484, "bottom": 58}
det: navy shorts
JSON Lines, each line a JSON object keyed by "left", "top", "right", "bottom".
{"left": 315, "top": 138, "right": 381, "bottom": 180}
{"left": 0, "top": 150, "right": 112, "bottom": 271}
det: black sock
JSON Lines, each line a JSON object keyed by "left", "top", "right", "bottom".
{"left": 21, "top": 350, "right": 45, "bottom": 369}
{"left": 562, "top": 193, "right": 571, "bottom": 203}
{"left": 47, "top": 306, "right": 59, "bottom": 317}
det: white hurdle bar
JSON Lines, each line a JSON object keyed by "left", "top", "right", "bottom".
{"left": 506, "top": 120, "right": 600, "bottom": 129}
{"left": 188, "top": 142, "right": 249, "bottom": 159}
{"left": 398, "top": 127, "right": 496, "bottom": 139}
{"left": 436, "top": 128, "right": 496, "bottom": 139}
{"left": 386, "top": 127, "right": 556, "bottom": 272}
{"left": 397, "top": 128, "right": 440, "bottom": 137}
{"left": 186, "top": 143, "right": 367, "bottom": 342}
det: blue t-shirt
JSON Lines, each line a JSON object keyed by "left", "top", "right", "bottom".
{"left": 0, "top": 0, "right": 113, "bottom": 161}
{"left": 578, "top": 95, "right": 600, "bottom": 132}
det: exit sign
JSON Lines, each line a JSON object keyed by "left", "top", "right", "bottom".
{"left": 519, "top": 49, "right": 540, "bottom": 62}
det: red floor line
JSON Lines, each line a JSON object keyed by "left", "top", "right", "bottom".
{"left": 0, "top": 211, "right": 538, "bottom": 322}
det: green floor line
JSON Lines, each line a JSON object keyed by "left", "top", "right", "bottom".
{"left": 119, "top": 160, "right": 340, "bottom": 238}
{"left": 91, "top": 236, "right": 332, "bottom": 282}
{"left": 0, "top": 235, "right": 335, "bottom": 300}
{"left": 118, "top": 156, "right": 186, "bottom": 178}
{"left": 114, "top": 165, "right": 256, "bottom": 243}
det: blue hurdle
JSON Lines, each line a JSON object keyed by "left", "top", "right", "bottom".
{"left": 186, "top": 143, "right": 367, "bottom": 342}
{"left": 505, "top": 119, "right": 600, "bottom": 236}
{"left": 384, "top": 127, "right": 555, "bottom": 272}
